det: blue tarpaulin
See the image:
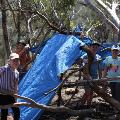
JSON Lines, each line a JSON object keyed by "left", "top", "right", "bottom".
{"left": 19, "top": 34, "right": 85, "bottom": 120}
{"left": 18, "top": 32, "right": 119, "bottom": 120}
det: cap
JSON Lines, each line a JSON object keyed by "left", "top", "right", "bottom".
{"left": 91, "top": 41, "right": 100, "bottom": 46}
{"left": 9, "top": 53, "right": 19, "bottom": 60}
{"left": 17, "top": 40, "right": 26, "bottom": 46}
{"left": 111, "top": 45, "right": 120, "bottom": 51}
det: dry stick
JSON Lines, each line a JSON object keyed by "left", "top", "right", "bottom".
{"left": 63, "top": 77, "right": 120, "bottom": 87}
{"left": 89, "top": 83, "right": 120, "bottom": 112}
{"left": 5, "top": 0, "right": 17, "bottom": 29}
{"left": 64, "top": 64, "right": 83, "bottom": 106}
{"left": 64, "top": 80, "right": 79, "bottom": 106}
{"left": 0, "top": 102, "right": 95, "bottom": 116}
{"left": 57, "top": 73, "right": 65, "bottom": 106}
{"left": 14, "top": 94, "right": 37, "bottom": 105}
{"left": 0, "top": 94, "right": 95, "bottom": 117}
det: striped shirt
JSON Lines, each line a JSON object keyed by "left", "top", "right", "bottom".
{"left": 0, "top": 65, "right": 19, "bottom": 95}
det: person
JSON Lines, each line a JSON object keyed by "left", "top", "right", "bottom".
{"left": 102, "top": 45, "right": 120, "bottom": 102}
{"left": 15, "top": 40, "right": 31, "bottom": 80}
{"left": 0, "top": 53, "right": 20, "bottom": 120}
{"left": 80, "top": 41, "right": 101, "bottom": 106}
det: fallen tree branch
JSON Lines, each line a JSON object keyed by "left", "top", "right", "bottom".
{"left": 64, "top": 80, "right": 80, "bottom": 106}
{"left": 0, "top": 99, "right": 95, "bottom": 117}
{"left": 63, "top": 76, "right": 120, "bottom": 87}
{"left": 90, "top": 83, "right": 120, "bottom": 112}
{"left": 13, "top": 94, "right": 37, "bottom": 105}
{"left": 84, "top": 0, "right": 119, "bottom": 33}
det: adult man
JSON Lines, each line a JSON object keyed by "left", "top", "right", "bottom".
{"left": 0, "top": 53, "right": 20, "bottom": 120}
{"left": 102, "top": 45, "right": 120, "bottom": 102}
{"left": 80, "top": 41, "right": 101, "bottom": 106}
{"left": 15, "top": 40, "right": 31, "bottom": 80}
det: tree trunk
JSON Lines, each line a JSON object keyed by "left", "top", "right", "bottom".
{"left": 118, "top": 24, "right": 120, "bottom": 42}
{"left": 17, "top": 11, "right": 21, "bottom": 41}
{"left": 1, "top": 0, "right": 11, "bottom": 58}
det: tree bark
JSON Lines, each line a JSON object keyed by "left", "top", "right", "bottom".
{"left": 118, "top": 24, "right": 120, "bottom": 42}
{"left": 1, "top": 0, "right": 11, "bottom": 58}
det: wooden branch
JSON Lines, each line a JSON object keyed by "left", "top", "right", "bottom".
{"left": 2, "top": 8, "right": 82, "bottom": 35}
{"left": 63, "top": 77, "right": 120, "bottom": 87}
{"left": 84, "top": 0, "right": 119, "bottom": 33}
{"left": 86, "top": 26, "right": 94, "bottom": 36}
{"left": 27, "top": 15, "right": 35, "bottom": 36}
{"left": 96, "top": 0, "right": 120, "bottom": 27}
{"left": 96, "top": 0, "right": 111, "bottom": 12}
{"left": 5, "top": 0, "right": 17, "bottom": 29}
{"left": 111, "top": 1, "right": 119, "bottom": 12}
{"left": 13, "top": 94, "right": 37, "bottom": 105}
{"left": 77, "top": 1, "right": 87, "bottom": 6}
{"left": 35, "top": 11, "right": 78, "bottom": 35}
{"left": 64, "top": 80, "right": 79, "bottom": 106}
{"left": 0, "top": 95, "right": 95, "bottom": 116}
{"left": 30, "top": 23, "right": 47, "bottom": 46}
{"left": 90, "top": 83, "right": 120, "bottom": 112}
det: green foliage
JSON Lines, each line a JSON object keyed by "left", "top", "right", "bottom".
{"left": 0, "top": 0, "right": 119, "bottom": 64}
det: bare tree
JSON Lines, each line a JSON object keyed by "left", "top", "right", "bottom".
{"left": 1, "top": 0, "right": 11, "bottom": 58}
{"left": 84, "top": 0, "right": 120, "bottom": 41}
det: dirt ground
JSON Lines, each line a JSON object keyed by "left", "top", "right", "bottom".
{"left": 40, "top": 87, "right": 117, "bottom": 120}
{"left": 40, "top": 84, "right": 120, "bottom": 120}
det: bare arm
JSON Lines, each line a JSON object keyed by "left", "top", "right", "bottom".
{"left": 102, "top": 67, "right": 108, "bottom": 78}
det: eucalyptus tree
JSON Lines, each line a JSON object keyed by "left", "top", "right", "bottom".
{"left": 0, "top": 0, "right": 120, "bottom": 64}
{"left": 83, "top": 0, "right": 120, "bottom": 42}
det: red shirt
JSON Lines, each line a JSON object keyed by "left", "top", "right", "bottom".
{"left": 16, "top": 48, "right": 31, "bottom": 71}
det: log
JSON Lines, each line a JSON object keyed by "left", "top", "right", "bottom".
{"left": 90, "top": 83, "right": 120, "bottom": 112}
{"left": 63, "top": 77, "right": 120, "bottom": 87}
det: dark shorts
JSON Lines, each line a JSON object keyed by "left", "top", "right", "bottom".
{"left": 0, "top": 94, "right": 20, "bottom": 120}
{"left": 0, "top": 94, "right": 15, "bottom": 105}
{"left": 109, "top": 82, "right": 120, "bottom": 102}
